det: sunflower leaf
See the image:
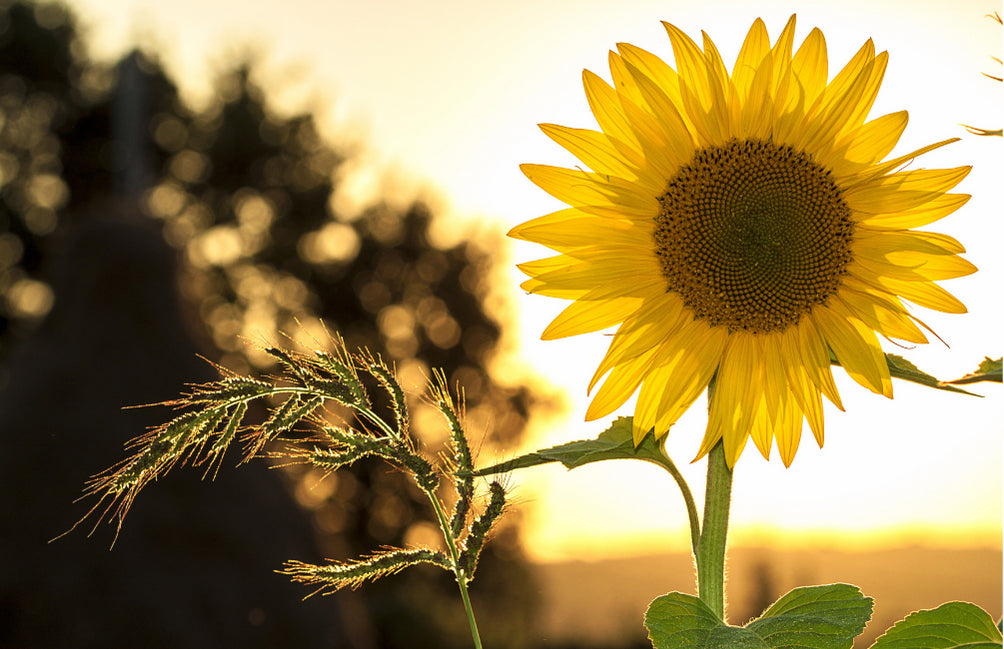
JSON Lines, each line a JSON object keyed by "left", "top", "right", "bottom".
{"left": 645, "top": 591, "right": 759, "bottom": 648}
{"left": 883, "top": 354, "right": 980, "bottom": 396}
{"left": 472, "top": 417, "right": 668, "bottom": 476}
{"left": 868, "top": 601, "right": 1002, "bottom": 649}
{"left": 645, "top": 584, "right": 872, "bottom": 649}
{"left": 745, "top": 584, "right": 873, "bottom": 649}
{"left": 943, "top": 357, "right": 1002, "bottom": 386}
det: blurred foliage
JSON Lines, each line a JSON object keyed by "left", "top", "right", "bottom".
{"left": 0, "top": 1, "right": 545, "bottom": 646}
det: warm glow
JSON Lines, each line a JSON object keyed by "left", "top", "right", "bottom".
{"left": 62, "top": 0, "right": 1002, "bottom": 560}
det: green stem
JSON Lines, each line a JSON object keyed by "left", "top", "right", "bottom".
{"left": 655, "top": 438, "right": 701, "bottom": 555}
{"left": 695, "top": 440, "right": 733, "bottom": 621}
{"left": 427, "top": 487, "right": 483, "bottom": 649}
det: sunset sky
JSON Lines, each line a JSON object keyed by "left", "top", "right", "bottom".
{"left": 60, "top": 0, "right": 1002, "bottom": 560}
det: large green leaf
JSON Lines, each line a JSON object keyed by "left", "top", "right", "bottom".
{"left": 473, "top": 416, "right": 670, "bottom": 476}
{"left": 746, "top": 584, "right": 873, "bottom": 648}
{"left": 646, "top": 585, "right": 872, "bottom": 649}
{"left": 869, "top": 601, "right": 1002, "bottom": 649}
{"left": 645, "top": 592, "right": 768, "bottom": 649}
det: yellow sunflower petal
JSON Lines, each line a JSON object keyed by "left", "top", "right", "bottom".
{"left": 663, "top": 22, "right": 723, "bottom": 145}
{"left": 589, "top": 294, "right": 688, "bottom": 390}
{"left": 520, "top": 164, "right": 660, "bottom": 218}
{"left": 791, "top": 27, "right": 828, "bottom": 108}
{"left": 586, "top": 345, "right": 661, "bottom": 420}
{"left": 774, "top": 394, "right": 803, "bottom": 467}
{"left": 857, "top": 193, "right": 970, "bottom": 229}
{"left": 855, "top": 272, "right": 968, "bottom": 313}
{"left": 843, "top": 166, "right": 972, "bottom": 214}
{"left": 538, "top": 124, "right": 663, "bottom": 193}
{"left": 732, "top": 18, "right": 771, "bottom": 98}
{"left": 907, "top": 230, "right": 967, "bottom": 254}
{"left": 777, "top": 326, "right": 830, "bottom": 450}
{"left": 519, "top": 248, "right": 661, "bottom": 290}
{"left": 748, "top": 396, "right": 775, "bottom": 460}
{"left": 846, "top": 111, "right": 908, "bottom": 165}
{"left": 738, "top": 48, "right": 777, "bottom": 139}
{"left": 797, "top": 56, "right": 880, "bottom": 155}
{"left": 797, "top": 317, "right": 844, "bottom": 410}
{"left": 603, "top": 52, "right": 692, "bottom": 180}
{"left": 704, "top": 334, "right": 761, "bottom": 465}
{"left": 835, "top": 284, "right": 927, "bottom": 344}
{"left": 633, "top": 320, "right": 726, "bottom": 441}
{"left": 619, "top": 58, "right": 696, "bottom": 164}
{"left": 700, "top": 31, "right": 733, "bottom": 134}
{"left": 856, "top": 229, "right": 966, "bottom": 256}
{"left": 814, "top": 304, "right": 892, "bottom": 397}
{"left": 616, "top": 42, "right": 684, "bottom": 104}
{"left": 850, "top": 138, "right": 960, "bottom": 185}
{"left": 835, "top": 51, "right": 889, "bottom": 140}
{"left": 508, "top": 208, "right": 648, "bottom": 251}
{"left": 518, "top": 253, "right": 665, "bottom": 300}
{"left": 789, "top": 360, "right": 825, "bottom": 449}
{"left": 852, "top": 234, "right": 977, "bottom": 282}
{"left": 541, "top": 295, "right": 642, "bottom": 340}
{"left": 663, "top": 21, "right": 712, "bottom": 104}
{"left": 816, "top": 38, "right": 876, "bottom": 112}
{"left": 582, "top": 69, "right": 642, "bottom": 149}
{"left": 771, "top": 15, "right": 798, "bottom": 69}
{"left": 607, "top": 49, "right": 646, "bottom": 108}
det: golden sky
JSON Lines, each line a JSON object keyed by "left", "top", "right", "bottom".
{"left": 62, "top": 0, "right": 1002, "bottom": 559}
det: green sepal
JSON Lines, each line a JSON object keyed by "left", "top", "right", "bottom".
{"left": 473, "top": 416, "right": 669, "bottom": 476}
{"left": 868, "top": 601, "right": 1002, "bottom": 649}
{"left": 646, "top": 584, "right": 872, "bottom": 649}
{"left": 945, "top": 357, "right": 1002, "bottom": 386}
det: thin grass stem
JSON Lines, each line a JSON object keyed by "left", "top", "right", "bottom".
{"left": 426, "top": 488, "right": 483, "bottom": 649}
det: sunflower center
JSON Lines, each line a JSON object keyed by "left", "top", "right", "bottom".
{"left": 654, "top": 138, "right": 854, "bottom": 334}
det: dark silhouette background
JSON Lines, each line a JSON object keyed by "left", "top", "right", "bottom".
{"left": 0, "top": 1, "right": 543, "bottom": 647}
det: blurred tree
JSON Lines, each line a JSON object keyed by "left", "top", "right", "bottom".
{"left": 0, "top": 3, "right": 350, "bottom": 647}
{"left": 0, "top": 0, "right": 184, "bottom": 353}
{"left": 0, "top": 1, "right": 543, "bottom": 647}
{"left": 0, "top": 0, "right": 79, "bottom": 347}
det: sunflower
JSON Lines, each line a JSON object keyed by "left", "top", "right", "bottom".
{"left": 510, "top": 16, "right": 975, "bottom": 467}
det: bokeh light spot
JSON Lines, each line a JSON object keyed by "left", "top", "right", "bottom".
{"left": 169, "top": 149, "right": 209, "bottom": 183}
{"left": 297, "top": 222, "right": 360, "bottom": 264}
{"left": 27, "top": 173, "right": 67, "bottom": 210}
{"left": 150, "top": 113, "right": 188, "bottom": 151}
{"left": 146, "top": 181, "right": 187, "bottom": 219}
{"left": 0, "top": 233, "right": 24, "bottom": 268}
{"left": 7, "top": 277, "right": 54, "bottom": 318}
{"left": 24, "top": 206, "right": 56, "bottom": 235}
{"left": 192, "top": 225, "right": 243, "bottom": 267}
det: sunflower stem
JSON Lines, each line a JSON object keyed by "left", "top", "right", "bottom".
{"left": 695, "top": 440, "right": 732, "bottom": 621}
